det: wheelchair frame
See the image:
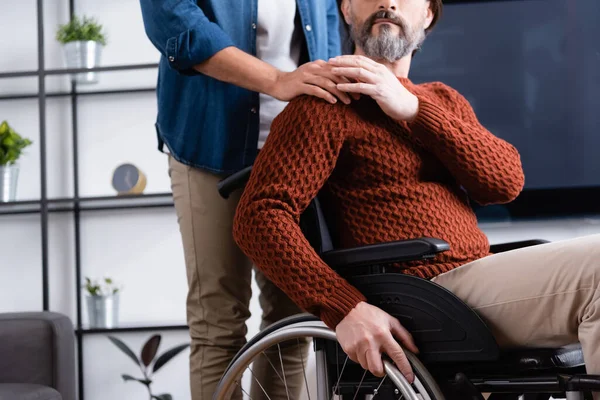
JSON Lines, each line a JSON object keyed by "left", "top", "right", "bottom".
{"left": 214, "top": 166, "right": 600, "bottom": 400}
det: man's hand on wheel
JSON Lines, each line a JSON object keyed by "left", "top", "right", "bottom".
{"left": 269, "top": 60, "right": 357, "bottom": 105}
{"left": 335, "top": 301, "right": 419, "bottom": 381}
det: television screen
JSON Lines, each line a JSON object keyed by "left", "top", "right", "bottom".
{"left": 409, "top": 0, "right": 600, "bottom": 191}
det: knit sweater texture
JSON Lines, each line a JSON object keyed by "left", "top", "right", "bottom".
{"left": 233, "top": 78, "right": 525, "bottom": 329}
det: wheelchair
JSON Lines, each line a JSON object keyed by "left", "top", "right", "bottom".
{"left": 213, "top": 166, "right": 600, "bottom": 400}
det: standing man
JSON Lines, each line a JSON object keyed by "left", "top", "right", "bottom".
{"left": 138, "top": 1, "right": 349, "bottom": 399}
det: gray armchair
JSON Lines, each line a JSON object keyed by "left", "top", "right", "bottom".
{"left": 0, "top": 312, "right": 76, "bottom": 400}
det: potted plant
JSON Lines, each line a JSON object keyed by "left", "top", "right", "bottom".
{"left": 56, "top": 15, "right": 107, "bottom": 84}
{"left": 83, "top": 277, "right": 121, "bottom": 328}
{"left": 0, "top": 121, "right": 32, "bottom": 203}
{"left": 108, "top": 334, "right": 190, "bottom": 400}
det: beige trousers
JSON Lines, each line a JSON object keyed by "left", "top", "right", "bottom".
{"left": 432, "top": 233, "right": 600, "bottom": 397}
{"left": 168, "top": 156, "right": 309, "bottom": 400}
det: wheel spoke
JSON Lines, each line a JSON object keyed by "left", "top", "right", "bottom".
{"left": 248, "top": 366, "right": 272, "bottom": 400}
{"left": 236, "top": 379, "right": 254, "bottom": 400}
{"left": 336, "top": 345, "right": 340, "bottom": 389}
{"left": 373, "top": 375, "right": 387, "bottom": 397}
{"left": 331, "top": 355, "right": 349, "bottom": 400}
{"left": 261, "top": 351, "right": 286, "bottom": 387}
{"left": 351, "top": 369, "right": 368, "bottom": 400}
{"left": 277, "top": 343, "right": 291, "bottom": 400}
{"left": 297, "top": 338, "right": 311, "bottom": 400}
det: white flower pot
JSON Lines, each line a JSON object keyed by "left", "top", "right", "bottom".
{"left": 86, "top": 293, "right": 119, "bottom": 328}
{"left": 0, "top": 164, "right": 19, "bottom": 202}
{"left": 63, "top": 40, "right": 103, "bottom": 84}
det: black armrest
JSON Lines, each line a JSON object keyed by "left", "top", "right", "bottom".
{"left": 490, "top": 239, "right": 549, "bottom": 254}
{"left": 217, "top": 166, "right": 253, "bottom": 199}
{"left": 321, "top": 237, "right": 450, "bottom": 270}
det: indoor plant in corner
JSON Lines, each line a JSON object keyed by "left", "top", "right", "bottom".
{"left": 56, "top": 15, "right": 107, "bottom": 84}
{"left": 108, "top": 334, "right": 190, "bottom": 400}
{"left": 0, "top": 121, "right": 32, "bottom": 202}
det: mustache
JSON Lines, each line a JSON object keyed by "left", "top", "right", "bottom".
{"left": 364, "top": 10, "right": 406, "bottom": 35}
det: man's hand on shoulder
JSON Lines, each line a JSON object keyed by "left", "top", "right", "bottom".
{"left": 329, "top": 55, "right": 419, "bottom": 122}
{"left": 335, "top": 301, "right": 419, "bottom": 381}
{"left": 268, "top": 60, "right": 357, "bottom": 106}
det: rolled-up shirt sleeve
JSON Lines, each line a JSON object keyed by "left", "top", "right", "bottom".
{"left": 139, "top": 0, "right": 235, "bottom": 74}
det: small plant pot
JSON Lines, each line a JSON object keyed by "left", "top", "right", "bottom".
{"left": 0, "top": 164, "right": 19, "bottom": 202}
{"left": 63, "top": 40, "right": 103, "bottom": 84}
{"left": 86, "top": 293, "right": 119, "bottom": 328}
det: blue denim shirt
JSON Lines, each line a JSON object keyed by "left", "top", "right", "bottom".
{"left": 139, "top": 0, "right": 342, "bottom": 174}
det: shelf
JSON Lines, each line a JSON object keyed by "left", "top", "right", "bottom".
{"left": 44, "top": 62, "right": 159, "bottom": 76}
{"left": 0, "top": 87, "right": 156, "bottom": 101}
{"left": 0, "top": 200, "right": 42, "bottom": 215}
{"left": 0, "top": 70, "right": 39, "bottom": 79}
{"left": 77, "top": 193, "right": 174, "bottom": 211}
{"left": 0, "top": 62, "right": 158, "bottom": 80}
{"left": 67, "top": 87, "right": 157, "bottom": 97}
{"left": 0, "top": 193, "right": 174, "bottom": 216}
{"left": 77, "top": 322, "right": 188, "bottom": 335}
{"left": 0, "top": 93, "right": 42, "bottom": 101}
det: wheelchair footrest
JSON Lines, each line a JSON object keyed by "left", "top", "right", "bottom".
{"left": 560, "top": 374, "right": 600, "bottom": 391}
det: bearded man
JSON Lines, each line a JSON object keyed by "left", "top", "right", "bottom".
{"left": 232, "top": 1, "right": 600, "bottom": 397}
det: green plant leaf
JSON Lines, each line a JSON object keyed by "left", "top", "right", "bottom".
{"left": 0, "top": 121, "right": 32, "bottom": 166}
{"left": 152, "top": 394, "right": 172, "bottom": 400}
{"left": 2, "top": 137, "right": 14, "bottom": 147}
{"left": 152, "top": 343, "right": 190, "bottom": 373}
{"left": 56, "top": 15, "right": 107, "bottom": 45}
{"left": 141, "top": 334, "right": 162, "bottom": 367}
{"left": 108, "top": 336, "right": 140, "bottom": 366}
{"left": 121, "top": 374, "right": 151, "bottom": 386}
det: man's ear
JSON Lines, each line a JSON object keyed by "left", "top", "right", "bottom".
{"left": 341, "top": 0, "right": 352, "bottom": 26}
{"left": 424, "top": 0, "right": 435, "bottom": 30}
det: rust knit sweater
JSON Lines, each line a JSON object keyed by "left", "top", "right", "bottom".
{"left": 233, "top": 78, "right": 525, "bottom": 329}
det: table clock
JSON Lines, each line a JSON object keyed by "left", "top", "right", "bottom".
{"left": 111, "top": 163, "right": 147, "bottom": 195}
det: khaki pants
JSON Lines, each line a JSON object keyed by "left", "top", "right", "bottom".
{"left": 168, "top": 156, "right": 309, "bottom": 400}
{"left": 432, "top": 233, "right": 600, "bottom": 398}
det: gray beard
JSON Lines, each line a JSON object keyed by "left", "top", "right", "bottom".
{"left": 351, "top": 21, "right": 425, "bottom": 62}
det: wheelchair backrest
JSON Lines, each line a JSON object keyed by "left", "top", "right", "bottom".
{"left": 299, "top": 195, "right": 335, "bottom": 255}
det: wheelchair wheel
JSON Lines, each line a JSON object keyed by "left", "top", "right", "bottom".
{"left": 213, "top": 317, "right": 445, "bottom": 400}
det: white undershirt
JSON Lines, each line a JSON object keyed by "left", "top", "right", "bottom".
{"left": 256, "top": 0, "right": 302, "bottom": 149}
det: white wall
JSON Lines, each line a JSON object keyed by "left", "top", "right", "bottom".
{"left": 1, "top": 1, "right": 599, "bottom": 400}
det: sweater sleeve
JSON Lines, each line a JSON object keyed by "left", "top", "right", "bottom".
{"left": 233, "top": 96, "right": 367, "bottom": 330}
{"left": 409, "top": 83, "right": 525, "bottom": 205}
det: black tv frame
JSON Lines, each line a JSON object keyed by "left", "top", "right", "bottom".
{"left": 473, "top": 186, "right": 600, "bottom": 221}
